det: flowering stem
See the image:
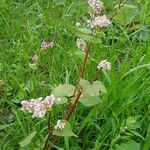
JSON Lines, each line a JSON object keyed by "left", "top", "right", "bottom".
{"left": 73, "top": 47, "right": 89, "bottom": 96}
{"left": 80, "top": 49, "right": 89, "bottom": 78}
{"left": 48, "top": 91, "right": 83, "bottom": 150}
{"left": 47, "top": 47, "right": 89, "bottom": 150}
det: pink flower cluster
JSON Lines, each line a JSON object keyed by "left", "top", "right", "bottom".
{"left": 89, "top": 15, "right": 111, "bottom": 28}
{"left": 54, "top": 120, "right": 66, "bottom": 130}
{"left": 76, "top": 38, "right": 87, "bottom": 51}
{"left": 41, "top": 41, "right": 54, "bottom": 50}
{"left": 88, "top": 0, "right": 104, "bottom": 13}
{"left": 86, "top": 0, "right": 111, "bottom": 28}
{"left": 21, "top": 95, "right": 61, "bottom": 118}
{"left": 97, "top": 60, "right": 111, "bottom": 70}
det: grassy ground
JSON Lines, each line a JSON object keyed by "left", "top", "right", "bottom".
{"left": 0, "top": 0, "right": 150, "bottom": 149}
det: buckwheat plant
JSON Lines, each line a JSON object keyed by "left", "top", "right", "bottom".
{"left": 20, "top": 0, "right": 126, "bottom": 149}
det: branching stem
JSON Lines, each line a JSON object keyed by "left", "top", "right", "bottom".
{"left": 47, "top": 47, "right": 89, "bottom": 150}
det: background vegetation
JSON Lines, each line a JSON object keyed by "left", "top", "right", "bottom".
{"left": 0, "top": 0, "right": 150, "bottom": 149}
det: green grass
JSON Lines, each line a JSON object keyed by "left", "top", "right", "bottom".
{"left": 0, "top": 0, "right": 150, "bottom": 149}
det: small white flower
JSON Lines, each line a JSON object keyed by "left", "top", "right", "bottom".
{"left": 88, "top": 0, "right": 104, "bottom": 13}
{"left": 54, "top": 120, "right": 66, "bottom": 130}
{"left": 43, "top": 95, "right": 56, "bottom": 106}
{"left": 76, "top": 38, "right": 87, "bottom": 51}
{"left": 41, "top": 41, "right": 54, "bottom": 50}
{"left": 38, "top": 97, "right": 43, "bottom": 101}
{"left": 32, "top": 55, "right": 38, "bottom": 62}
{"left": 89, "top": 15, "right": 111, "bottom": 28}
{"left": 32, "top": 110, "right": 46, "bottom": 118}
{"left": 76, "top": 22, "right": 81, "bottom": 27}
{"left": 97, "top": 60, "right": 111, "bottom": 70}
{"left": 87, "top": 20, "right": 91, "bottom": 24}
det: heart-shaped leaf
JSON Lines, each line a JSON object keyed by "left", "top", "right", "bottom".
{"left": 55, "top": 97, "right": 68, "bottom": 105}
{"left": 51, "top": 84, "right": 75, "bottom": 97}
{"left": 19, "top": 131, "right": 37, "bottom": 147}
{"left": 53, "top": 120, "right": 77, "bottom": 137}
{"left": 79, "top": 95, "right": 101, "bottom": 107}
{"left": 92, "top": 81, "right": 107, "bottom": 94}
{"left": 80, "top": 79, "right": 107, "bottom": 96}
{"left": 51, "top": 84, "right": 75, "bottom": 104}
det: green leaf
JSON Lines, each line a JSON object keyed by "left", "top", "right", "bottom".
{"left": 16, "top": 90, "right": 25, "bottom": 99}
{"left": 143, "top": 124, "right": 150, "bottom": 150}
{"left": 69, "top": 26, "right": 101, "bottom": 44}
{"left": 79, "top": 95, "right": 101, "bottom": 107}
{"left": 136, "top": 26, "right": 150, "bottom": 41}
{"left": 51, "top": 84, "right": 75, "bottom": 105}
{"left": 129, "top": 130, "right": 145, "bottom": 140}
{"left": 55, "top": 97, "right": 68, "bottom": 105}
{"left": 80, "top": 79, "right": 90, "bottom": 89}
{"left": 52, "top": 84, "right": 75, "bottom": 98}
{"left": 122, "top": 4, "right": 137, "bottom": 9}
{"left": 126, "top": 116, "right": 141, "bottom": 130}
{"left": 24, "top": 80, "right": 34, "bottom": 93}
{"left": 0, "top": 124, "right": 13, "bottom": 130}
{"left": 19, "top": 131, "right": 37, "bottom": 147}
{"left": 115, "top": 5, "right": 138, "bottom": 25}
{"left": 77, "top": 28, "right": 92, "bottom": 34}
{"left": 92, "top": 81, "right": 107, "bottom": 94}
{"left": 115, "top": 4, "right": 137, "bottom": 9}
{"left": 80, "top": 79, "right": 107, "bottom": 96}
{"left": 51, "top": 84, "right": 75, "bottom": 97}
{"left": 74, "top": 51, "right": 85, "bottom": 59}
{"left": 29, "top": 63, "right": 37, "bottom": 70}
{"left": 53, "top": 120, "right": 76, "bottom": 137}
{"left": 122, "top": 64, "right": 150, "bottom": 78}
{"left": 53, "top": 0, "right": 66, "bottom": 6}
{"left": 115, "top": 141, "right": 140, "bottom": 150}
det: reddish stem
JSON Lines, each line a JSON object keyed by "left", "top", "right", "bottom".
{"left": 47, "top": 48, "right": 89, "bottom": 150}
{"left": 73, "top": 48, "right": 89, "bottom": 96}
{"left": 64, "top": 91, "right": 82, "bottom": 121}
{"left": 48, "top": 91, "right": 83, "bottom": 150}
